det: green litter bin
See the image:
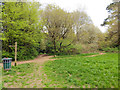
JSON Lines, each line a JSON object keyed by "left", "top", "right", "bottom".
{"left": 2, "top": 58, "right": 12, "bottom": 70}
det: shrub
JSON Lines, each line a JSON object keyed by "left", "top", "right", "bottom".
{"left": 80, "top": 43, "right": 99, "bottom": 53}
{"left": 2, "top": 46, "right": 39, "bottom": 61}
{"left": 58, "top": 44, "right": 82, "bottom": 55}
{"left": 101, "top": 47, "right": 118, "bottom": 52}
{"left": 2, "top": 50, "right": 10, "bottom": 58}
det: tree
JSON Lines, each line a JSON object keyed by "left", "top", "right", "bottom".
{"left": 41, "top": 4, "right": 76, "bottom": 54}
{"left": 101, "top": 2, "right": 119, "bottom": 48}
{"left": 2, "top": 2, "right": 44, "bottom": 60}
{"left": 71, "top": 10, "right": 93, "bottom": 41}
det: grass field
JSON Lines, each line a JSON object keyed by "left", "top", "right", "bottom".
{"left": 2, "top": 53, "right": 118, "bottom": 88}
{"left": 43, "top": 53, "right": 118, "bottom": 88}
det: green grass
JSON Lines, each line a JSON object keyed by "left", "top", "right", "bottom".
{"left": 2, "top": 62, "right": 53, "bottom": 88}
{"left": 2, "top": 53, "right": 118, "bottom": 88}
{"left": 43, "top": 53, "right": 118, "bottom": 88}
{"left": 2, "top": 63, "right": 39, "bottom": 88}
{"left": 3, "top": 63, "right": 35, "bottom": 75}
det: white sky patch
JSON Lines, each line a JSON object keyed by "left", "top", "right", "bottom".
{"left": 38, "top": 0, "right": 113, "bottom": 33}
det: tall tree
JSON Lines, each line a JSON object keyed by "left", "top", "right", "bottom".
{"left": 2, "top": 2, "right": 44, "bottom": 60}
{"left": 72, "top": 10, "right": 101, "bottom": 44}
{"left": 42, "top": 4, "right": 75, "bottom": 54}
{"left": 71, "top": 10, "right": 93, "bottom": 41}
{"left": 101, "top": 2, "right": 119, "bottom": 47}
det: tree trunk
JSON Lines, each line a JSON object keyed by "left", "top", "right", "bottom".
{"left": 59, "top": 42, "right": 62, "bottom": 53}
{"left": 53, "top": 38, "right": 56, "bottom": 54}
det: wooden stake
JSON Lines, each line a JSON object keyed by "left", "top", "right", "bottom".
{"left": 9, "top": 42, "right": 17, "bottom": 66}
{"left": 9, "top": 45, "right": 15, "bottom": 47}
{"left": 15, "top": 42, "right": 17, "bottom": 66}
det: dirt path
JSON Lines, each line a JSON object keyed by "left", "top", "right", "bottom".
{"left": 0, "top": 53, "right": 106, "bottom": 67}
{"left": 0, "top": 54, "right": 55, "bottom": 67}
{"left": 12, "top": 54, "right": 55, "bottom": 65}
{"left": 85, "top": 53, "right": 106, "bottom": 57}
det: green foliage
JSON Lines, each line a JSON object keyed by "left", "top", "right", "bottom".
{"left": 42, "top": 4, "right": 76, "bottom": 54}
{"left": 2, "top": 2, "right": 43, "bottom": 60}
{"left": 61, "top": 44, "right": 82, "bottom": 55}
{"left": 2, "top": 50, "right": 10, "bottom": 58}
{"left": 17, "top": 46, "right": 39, "bottom": 60}
{"left": 42, "top": 4, "right": 101, "bottom": 54}
{"left": 100, "top": 47, "right": 118, "bottom": 52}
{"left": 101, "top": 2, "right": 119, "bottom": 48}
{"left": 2, "top": 2, "right": 114, "bottom": 60}
{"left": 43, "top": 53, "right": 118, "bottom": 88}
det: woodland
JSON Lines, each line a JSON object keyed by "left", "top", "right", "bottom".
{"left": 1, "top": 1, "right": 119, "bottom": 60}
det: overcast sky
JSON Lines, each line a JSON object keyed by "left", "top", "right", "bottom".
{"left": 37, "top": 0, "right": 113, "bottom": 33}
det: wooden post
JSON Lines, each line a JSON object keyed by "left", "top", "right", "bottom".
{"left": 15, "top": 42, "right": 17, "bottom": 66}
{"left": 9, "top": 42, "right": 17, "bottom": 66}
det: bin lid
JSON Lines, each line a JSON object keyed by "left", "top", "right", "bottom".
{"left": 2, "top": 58, "right": 12, "bottom": 60}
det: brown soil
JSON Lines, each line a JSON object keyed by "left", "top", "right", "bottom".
{"left": 0, "top": 54, "right": 55, "bottom": 67}
{"left": 0, "top": 53, "right": 106, "bottom": 67}
{"left": 85, "top": 53, "right": 106, "bottom": 57}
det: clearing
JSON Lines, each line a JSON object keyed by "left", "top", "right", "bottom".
{"left": 1, "top": 53, "right": 118, "bottom": 88}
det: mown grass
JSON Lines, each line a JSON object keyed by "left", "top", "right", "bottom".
{"left": 43, "top": 53, "right": 118, "bottom": 88}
